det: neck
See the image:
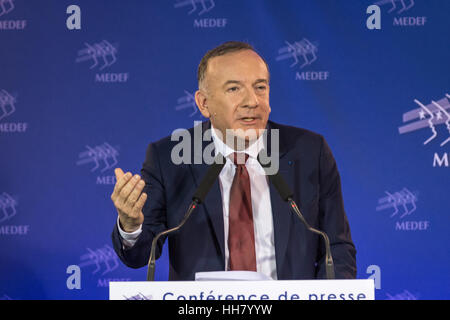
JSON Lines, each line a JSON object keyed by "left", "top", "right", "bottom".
{"left": 212, "top": 127, "right": 261, "bottom": 151}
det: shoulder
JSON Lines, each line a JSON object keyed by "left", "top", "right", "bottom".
{"left": 268, "top": 120, "right": 325, "bottom": 150}
{"left": 143, "top": 121, "right": 206, "bottom": 163}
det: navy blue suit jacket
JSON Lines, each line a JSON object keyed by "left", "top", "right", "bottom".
{"left": 112, "top": 120, "right": 357, "bottom": 280}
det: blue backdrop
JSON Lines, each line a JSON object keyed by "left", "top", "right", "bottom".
{"left": 0, "top": 0, "right": 449, "bottom": 300}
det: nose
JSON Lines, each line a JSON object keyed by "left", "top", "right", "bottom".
{"left": 241, "top": 87, "right": 259, "bottom": 109}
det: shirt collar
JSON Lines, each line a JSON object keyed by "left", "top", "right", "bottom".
{"left": 210, "top": 124, "right": 265, "bottom": 160}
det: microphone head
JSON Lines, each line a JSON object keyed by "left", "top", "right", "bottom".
{"left": 257, "top": 152, "right": 293, "bottom": 202}
{"left": 268, "top": 173, "right": 293, "bottom": 202}
{"left": 192, "top": 154, "right": 226, "bottom": 204}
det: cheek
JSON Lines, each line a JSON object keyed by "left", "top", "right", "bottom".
{"left": 211, "top": 103, "right": 236, "bottom": 126}
{"left": 260, "top": 99, "right": 271, "bottom": 113}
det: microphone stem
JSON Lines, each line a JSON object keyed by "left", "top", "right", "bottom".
{"left": 287, "top": 198, "right": 335, "bottom": 280}
{"left": 147, "top": 199, "right": 199, "bottom": 281}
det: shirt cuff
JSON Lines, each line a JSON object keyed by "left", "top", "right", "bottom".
{"left": 117, "top": 217, "right": 142, "bottom": 248}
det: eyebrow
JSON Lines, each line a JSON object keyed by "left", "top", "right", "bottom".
{"left": 222, "top": 79, "right": 269, "bottom": 88}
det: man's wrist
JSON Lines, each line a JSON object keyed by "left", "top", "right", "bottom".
{"left": 118, "top": 218, "right": 141, "bottom": 233}
{"left": 117, "top": 217, "right": 142, "bottom": 240}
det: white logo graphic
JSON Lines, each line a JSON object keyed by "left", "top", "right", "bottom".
{"left": 0, "top": 192, "right": 17, "bottom": 223}
{"left": 175, "top": 90, "right": 198, "bottom": 117}
{"left": 76, "top": 40, "right": 118, "bottom": 70}
{"left": 376, "top": 188, "right": 418, "bottom": 219}
{"left": 276, "top": 39, "right": 318, "bottom": 69}
{"left": 374, "top": 0, "right": 415, "bottom": 14}
{"left": 174, "top": 0, "right": 215, "bottom": 15}
{"left": 0, "top": 0, "right": 14, "bottom": 18}
{"left": 0, "top": 89, "right": 16, "bottom": 121}
{"left": 76, "top": 143, "right": 119, "bottom": 173}
{"left": 375, "top": 0, "right": 426, "bottom": 27}
{"left": 398, "top": 94, "right": 450, "bottom": 147}
{"left": 78, "top": 245, "right": 119, "bottom": 276}
{"left": 124, "top": 293, "right": 153, "bottom": 300}
{"left": 386, "top": 290, "right": 419, "bottom": 300}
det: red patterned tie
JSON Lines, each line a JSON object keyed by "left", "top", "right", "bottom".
{"left": 228, "top": 152, "right": 257, "bottom": 271}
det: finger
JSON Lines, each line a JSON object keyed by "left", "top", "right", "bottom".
{"left": 132, "top": 192, "right": 148, "bottom": 214}
{"left": 111, "top": 171, "right": 132, "bottom": 201}
{"left": 117, "top": 174, "right": 141, "bottom": 205}
{"left": 114, "top": 168, "right": 124, "bottom": 181}
{"left": 125, "top": 179, "right": 146, "bottom": 208}
{"left": 112, "top": 168, "right": 125, "bottom": 199}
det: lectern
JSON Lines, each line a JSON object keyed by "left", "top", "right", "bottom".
{"left": 110, "top": 272, "right": 374, "bottom": 300}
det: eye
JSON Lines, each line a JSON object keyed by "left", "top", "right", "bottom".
{"left": 256, "top": 85, "right": 267, "bottom": 92}
{"left": 227, "top": 86, "right": 239, "bottom": 93}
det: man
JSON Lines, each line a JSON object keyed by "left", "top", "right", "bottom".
{"left": 111, "top": 41, "right": 356, "bottom": 280}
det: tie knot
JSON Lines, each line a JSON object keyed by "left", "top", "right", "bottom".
{"left": 232, "top": 152, "right": 249, "bottom": 166}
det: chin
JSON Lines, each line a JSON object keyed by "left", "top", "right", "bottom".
{"left": 234, "top": 127, "right": 263, "bottom": 142}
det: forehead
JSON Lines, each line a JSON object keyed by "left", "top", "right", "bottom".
{"left": 206, "top": 50, "right": 269, "bottom": 83}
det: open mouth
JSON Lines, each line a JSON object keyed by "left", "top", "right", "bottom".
{"left": 240, "top": 117, "right": 257, "bottom": 122}
{"left": 238, "top": 115, "right": 261, "bottom": 123}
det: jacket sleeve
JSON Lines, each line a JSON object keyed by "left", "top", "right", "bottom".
{"left": 111, "top": 142, "right": 168, "bottom": 269}
{"left": 315, "top": 136, "right": 357, "bottom": 279}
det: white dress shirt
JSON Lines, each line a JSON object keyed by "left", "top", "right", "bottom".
{"left": 118, "top": 125, "right": 277, "bottom": 279}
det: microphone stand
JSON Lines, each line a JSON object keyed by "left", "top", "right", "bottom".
{"left": 287, "top": 198, "right": 335, "bottom": 280}
{"left": 147, "top": 200, "right": 199, "bottom": 281}
{"left": 146, "top": 154, "right": 225, "bottom": 281}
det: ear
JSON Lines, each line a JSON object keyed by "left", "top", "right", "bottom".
{"left": 195, "top": 89, "right": 211, "bottom": 118}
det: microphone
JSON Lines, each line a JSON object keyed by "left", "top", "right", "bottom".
{"left": 146, "top": 154, "right": 225, "bottom": 281}
{"left": 257, "top": 154, "right": 335, "bottom": 280}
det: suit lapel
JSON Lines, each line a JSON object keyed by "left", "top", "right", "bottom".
{"left": 264, "top": 121, "right": 294, "bottom": 279}
{"left": 270, "top": 159, "right": 294, "bottom": 279}
{"left": 189, "top": 121, "right": 225, "bottom": 261}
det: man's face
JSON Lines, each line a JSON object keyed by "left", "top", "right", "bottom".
{"left": 195, "top": 49, "right": 271, "bottom": 144}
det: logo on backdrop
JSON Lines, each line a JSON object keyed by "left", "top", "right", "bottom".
{"left": 373, "top": 0, "right": 427, "bottom": 27}
{"left": 0, "top": 89, "right": 28, "bottom": 133}
{"left": 0, "top": 0, "right": 26, "bottom": 30}
{"left": 76, "top": 40, "right": 117, "bottom": 70}
{"left": 175, "top": 90, "right": 203, "bottom": 119}
{"left": 75, "top": 40, "right": 129, "bottom": 83}
{"left": 175, "top": 0, "right": 215, "bottom": 15}
{"left": 76, "top": 142, "right": 120, "bottom": 185}
{"left": 0, "top": 89, "right": 15, "bottom": 121}
{"left": 0, "top": 192, "right": 17, "bottom": 223}
{"left": 385, "top": 289, "right": 419, "bottom": 300}
{"left": 276, "top": 39, "right": 329, "bottom": 81}
{"left": 78, "top": 245, "right": 130, "bottom": 287}
{"left": 174, "top": 0, "right": 227, "bottom": 28}
{"left": 0, "top": 192, "right": 29, "bottom": 236}
{"left": 376, "top": 187, "right": 430, "bottom": 231}
{"left": 0, "top": 0, "right": 14, "bottom": 17}
{"left": 398, "top": 94, "right": 450, "bottom": 167}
